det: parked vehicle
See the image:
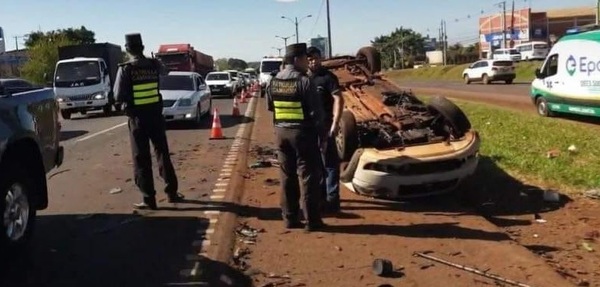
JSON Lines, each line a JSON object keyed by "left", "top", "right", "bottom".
{"left": 205, "top": 71, "right": 235, "bottom": 98}
{"left": 515, "top": 41, "right": 549, "bottom": 61}
{"left": 161, "top": 71, "right": 212, "bottom": 126}
{"left": 462, "top": 60, "right": 516, "bottom": 85}
{"left": 259, "top": 57, "right": 283, "bottom": 97}
{"left": 0, "top": 81, "right": 63, "bottom": 263}
{"left": 154, "top": 43, "right": 214, "bottom": 78}
{"left": 244, "top": 68, "right": 258, "bottom": 79}
{"left": 531, "top": 26, "right": 600, "bottom": 118}
{"left": 492, "top": 48, "right": 522, "bottom": 62}
{"left": 226, "top": 70, "right": 243, "bottom": 93}
{"left": 240, "top": 73, "right": 252, "bottom": 87}
{"left": 321, "top": 47, "right": 480, "bottom": 199}
{"left": 51, "top": 43, "right": 122, "bottom": 120}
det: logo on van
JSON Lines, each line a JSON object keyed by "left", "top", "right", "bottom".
{"left": 566, "top": 55, "right": 577, "bottom": 76}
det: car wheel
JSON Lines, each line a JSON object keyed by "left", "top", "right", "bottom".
{"left": 336, "top": 111, "right": 359, "bottom": 161}
{"left": 536, "top": 96, "right": 554, "bottom": 117}
{"left": 0, "top": 160, "right": 36, "bottom": 258}
{"left": 102, "top": 104, "right": 112, "bottom": 116}
{"left": 463, "top": 74, "right": 470, "bottom": 84}
{"left": 427, "top": 96, "right": 472, "bottom": 139}
{"left": 356, "top": 46, "right": 382, "bottom": 74}
{"left": 505, "top": 79, "right": 513, "bottom": 84}
{"left": 340, "top": 148, "right": 364, "bottom": 183}
{"left": 60, "top": 110, "right": 71, "bottom": 120}
{"left": 482, "top": 74, "right": 490, "bottom": 85}
{"left": 80, "top": 110, "right": 87, "bottom": 116}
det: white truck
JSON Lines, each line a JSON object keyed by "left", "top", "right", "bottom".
{"left": 259, "top": 57, "right": 283, "bottom": 97}
{"left": 50, "top": 43, "right": 122, "bottom": 120}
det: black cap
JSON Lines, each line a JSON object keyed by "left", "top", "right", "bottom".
{"left": 285, "top": 43, "right": 307, "bottom": 58}
{"left": 125, "top": 33, "right": 143, "bottom": 47}
{"left": 307, "top": 46, "right": 322, "bottom": 57}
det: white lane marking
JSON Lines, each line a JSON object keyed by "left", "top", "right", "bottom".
{"left": 209, "top": 218, "right": 218, "bottom": 224}
{"left": 204, "top": 210, "right": 220, "bottom": 215}
{"left": 215, "top": 182, "right": 228, "bottom": 187}
{"left": 76, "top": 122, "right": 128, "bottom": 142}
{"left": 221, "top": 168, "right": 233, "bottom": 172}
{"left": 198, "top": 228, "right": 215, "bottom": 235}
{"left": 210, "top": 194, "right": 224, "bottom": 200}
{"left": 212, "top": 188, "right": 227, "bottom": 193}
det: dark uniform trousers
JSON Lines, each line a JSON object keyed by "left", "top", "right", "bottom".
{"left": 128, "top": 109, "right": 178, "bottom": 198}
{"left": 276, "top": 126, "right": 323, "bottom": 224}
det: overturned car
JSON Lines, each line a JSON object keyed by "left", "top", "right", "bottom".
{"left": 323, "top": 47, "right": 480, "bottom": 199}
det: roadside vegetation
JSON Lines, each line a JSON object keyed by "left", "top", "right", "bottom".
{"left": 419, "top": 96, "right": 600, "bottom": 193}
{"left": 388, "top": 61, "right": 541, "bottom": 83}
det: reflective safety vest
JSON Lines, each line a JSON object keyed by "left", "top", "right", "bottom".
{"left": 129, "top": 62, "right": 161, "bottom": 106}
{"left": 269, "top": 77, "right": 308, "bottom": 125}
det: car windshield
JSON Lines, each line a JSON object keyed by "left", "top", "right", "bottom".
{"left": 493, "top": 61, "right": 513, "bottom": 67}
{"left": 533, "top": 44, "right": 548, "bottom": 49}
{"left": 509, "top": 49, "right": 520, "bottom": 55}
{"left": 159, "top": 75, "right": 195, "bottom": 91}
{"left": 55, "top": 61, "right": 100, "bottom": 82}
{"left": 261, "top": 61, "right": 282, "bottom": 73}
{"left": 206, "top": 73, "right": 229, "bottom": 81}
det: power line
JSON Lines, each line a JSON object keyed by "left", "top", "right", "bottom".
{"left": 309, "top": 0, "right": 326, "bottom": 39}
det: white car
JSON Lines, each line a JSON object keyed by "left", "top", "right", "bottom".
{"left": 161, "top": 71, "right": 212, "bottom": 125}
{"left": 492, "top": 48, "right": 522, "bottom": 62}
{"left": 462, "top": 60, "right": 516, "bottom": 85}
{"left": 205, "top": 71, "right": 235, "bottom": 98}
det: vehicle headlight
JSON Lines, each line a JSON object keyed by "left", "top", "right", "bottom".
{"left": 56, "top": 97, "right": 65, "bottom": 102}
{"left": 178, "top": 98, "right": 192, "bottom": 106}
{"left": 94, "top": 93, "right": 106, "bottom": 100}
{"left": 226, "top": 83, "right": 232, "bottom": 87}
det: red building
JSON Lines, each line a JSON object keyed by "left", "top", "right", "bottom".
{"left": 479, "top": 6, "right": 596, "bottom": 58}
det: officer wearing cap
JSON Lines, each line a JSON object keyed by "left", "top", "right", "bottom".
{"left": 266, "top": 43, "right": 327, "bottom": 232}
{"left": 307, "top": 46, "right": 343, "bottom": 213}
{"left": 114, "top": 33, "right": 184, "bottom": 210}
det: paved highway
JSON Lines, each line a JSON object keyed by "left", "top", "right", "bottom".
{"left": 1, "top": 96, "right": 254, "bottom": 287}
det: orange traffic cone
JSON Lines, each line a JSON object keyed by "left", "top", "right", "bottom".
{"left": 209, "top": 108, "right": 225, "bottom": 140}
{"left": 232, "top": 97, "right": 240, "bottom": 117}
{"left": 240, "top": 88, "right": 248, "bottom": 103}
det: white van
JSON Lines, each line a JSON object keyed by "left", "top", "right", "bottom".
{"left": 531, "top": 27, "right": 600, "bottom": 118}
{"left": 515, "top": 41, "right": 549, "bottom": 61}
{"left": 492, "top": 48, "right": 522, "bottom": 62}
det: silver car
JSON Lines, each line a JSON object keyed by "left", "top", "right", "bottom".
{"left": 161, "top": 71, "right": 212, "bottom": 125}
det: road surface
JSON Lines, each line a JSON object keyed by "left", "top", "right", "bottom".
{"left": 1, "top": 95, "right": 255, "bottom": 287}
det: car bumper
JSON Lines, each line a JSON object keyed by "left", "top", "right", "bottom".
{"left": 490, "top": 73, "right": 516, "bottom": 81}
{"left": 210, "top": 87, "right": 232, "bottom": 95}
{"left": 163, "top": 106, "right": 197, "bottom": 121}
{"left": 58, "top": 98, "right": 109, "bottom": 110}
{"left": 350, "top": 131, "right": 481, "bottom": 199}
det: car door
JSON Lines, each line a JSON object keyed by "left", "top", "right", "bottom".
{"left": 538, "top": 54, "right": 561, "bottom": 93}
{"left": 196, "top": 75, "right": 210, "bottom": 114}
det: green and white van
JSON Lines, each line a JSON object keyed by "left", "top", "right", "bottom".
{"left": 531, "top": 27, "right": 600, "bottom": 117}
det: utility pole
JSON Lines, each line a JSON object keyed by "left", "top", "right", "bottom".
{"left": 596, "top": 0, "right": 599, "bottom": 25}
{"left": 272, "top": 47, "right": 283, "bottom": 57}
{"left": 281, "top": 15, "right": 312, "bottom": 43}
{"left": 496, "top": 1, "right": 507, "bottom": 48}
{"left": 441, "top": 20, "right": 448, "bottom": 66}
{"left": 510, "top": 0, "right": 515, "bottom": 48}
{"left": 326, "top": 0, "right": 333, "bottom": 58}
{"left": 275, "top": 34, "right": 295, "bottom": 47}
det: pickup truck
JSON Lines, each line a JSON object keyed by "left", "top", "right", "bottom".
{"left": 0, "top": 79, "right": 64, "bottom": 262}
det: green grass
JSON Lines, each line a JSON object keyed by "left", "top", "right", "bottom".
{"left": 387, "top": 61, "right": 542, "bottom": 83}
{"left": 420, "top": 96, "right": 600, "bottom": 193}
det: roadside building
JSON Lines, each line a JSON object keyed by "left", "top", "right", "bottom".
{"left": 479, "top": 6, "right": 595, "bottom": 59}
{"left": 0, "top": 49, "right": 28, "bottom": 77}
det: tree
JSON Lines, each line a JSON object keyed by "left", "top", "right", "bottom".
{"left": 25, "top": 26, "right": 95, "bottom": 48}
{"left": 21, "top": 34, "right": 78, "bottom": 84}
{"left": 215, "top": 58, "right": 229, "bottom": 71}
{"left": 247, "top": 62, "right": 260, "bottom": 70}
{"left": 371, "top": 27, "right": 426, "bottom": 69}
{"left": 227, "top": 58, "right": 248, "bottom": 70}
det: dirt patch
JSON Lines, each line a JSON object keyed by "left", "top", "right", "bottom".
{"left": 225, "top": 98, "right": 600, "bottom": 287}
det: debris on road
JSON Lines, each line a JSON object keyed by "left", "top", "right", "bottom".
{"left": 264, "top": 178, "right": 279, "bottom": 186}
{"left": 581, "top": 242, "right": 594, "bottom": 252}
{"left": 250, "top": 161, "right": 272, "bottom": 169}
{"left": 583, "top": 189, "right": 600, "bottom": 200}
{"left": 568, "top": 144, "right": 578, "bottom": 153}
{"left": 413, "top": 252, "right": 533, "bottom": 287}
{"left": 372, "top": 259, "right": 394, "bottom": 277}
{"left": 109, "top": 187, "right": 122, "bottom": 194}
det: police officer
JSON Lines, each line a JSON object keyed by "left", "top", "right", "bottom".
{"left": 114, "top": 33, "right": 184, "bottom": 210}
{"left": 266, "top": 43, "right": 327, "bottom": 231}
{"left": 307, "top": 46, "right": 343, "bottom": 213}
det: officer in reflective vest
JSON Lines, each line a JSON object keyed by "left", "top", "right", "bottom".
{"left": 114, "top": 33, "right": 184, "bottom": 210}
{"left": 266, "top": 43, "right": 327, "bottom": 232}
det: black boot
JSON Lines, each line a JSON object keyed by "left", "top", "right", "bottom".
{"left": 167, "top": 192, "right": 185, "bottom": 203}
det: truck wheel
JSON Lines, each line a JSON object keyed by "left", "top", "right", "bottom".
{"left": 336, "top": 111, "right": 359, "bottom": 161}
{"left": 114, "top": 103, "right": 123, "bottom": 113}
{"left": 427, "top": 96, "right": 472, "bottom": 138}
{"left": 356, "top": 46, "right": 382, "bottom": 74}
{"left": 0, "top": 160, "right": 37, "bottom": 258}
{"left": 60, "top": 110, "right": 71, "bottom": 120}
{"left": 102, "top": 104, "right": 112, "bottom": 116}
{"left": 536, "top": 96, "right": 554, "bottom": 117}
{"left": 340, "top": 148, "right": 364, "bottom": 183}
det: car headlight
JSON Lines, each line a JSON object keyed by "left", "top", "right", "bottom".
{"left": 178, "top": 98, "right": 192, "bottom": 106}
{"left": 56, "top": 97, "right": 65, "bottom": 102}
{"left": 226, "top": 83, "right": 232, "bottom": 87}
{"left": 94, "top": 93, "right": 106, "bottom": 100}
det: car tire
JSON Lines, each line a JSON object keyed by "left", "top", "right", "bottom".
{"left": 427, "top": 96, "right": 472, "bottom": 138}
{"left": 482, "top": 74, "right": 490, "bottom": 85}
{"left": 463, "top": 74, "right": 470, "bottom": 84}
{"left": 536, "top": 96, "right": 554, "bottom": 117}
{"left": 60, "top": 110, "right": 71, "bottom": 120}
{"left": 356, "top": 46, "right": 382, "bottom": 74}
{"left": 102, "top": 104, "right": 112, "bottom": 116}
{"left": 0, "top": 159, "right": 37, "bottom": 259}
{"left": 340, "top": 148, "right": 364, "bottom": 183}
{"left": 336, "top": 111, "right": 359, "bottom": 161}
{"left": 505, "top": 79, "right": 513, "bottom": 84}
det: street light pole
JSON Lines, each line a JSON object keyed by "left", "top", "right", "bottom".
{"left": 272, "top": 47, "right": 283, "bottom": 57}
{"left": 275, "top": 34, "right": 295, "bottom": 47}
{"left": 326, "top": 0, "right": 332, "bottom": 58}
{"left": 281, "top": 14, "right": 312, "bottom": 43}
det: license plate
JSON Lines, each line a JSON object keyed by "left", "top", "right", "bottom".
{"left": 73, "top": 101, "right": 86, "bottom": 107}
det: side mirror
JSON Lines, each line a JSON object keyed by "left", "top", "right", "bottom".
{"left": 535, "top": 68, "right": 543, "bottom": 79}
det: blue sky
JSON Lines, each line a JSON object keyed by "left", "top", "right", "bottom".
{"left": 0, "top": 0, "right": 595, "bottom": 61}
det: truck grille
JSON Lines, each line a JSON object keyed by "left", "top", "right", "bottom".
{"left": 163, "top": 100, "right": 176, "bottom": 107}
{"left": 67, "top": 94, "right": 94, "bottom": 101}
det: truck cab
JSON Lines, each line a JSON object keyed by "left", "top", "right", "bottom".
{"left": 259, "top": 57, "right": 283, "bottom": 97}
{"left": 53, "top": 57, "right": 113, "bottom": 119}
